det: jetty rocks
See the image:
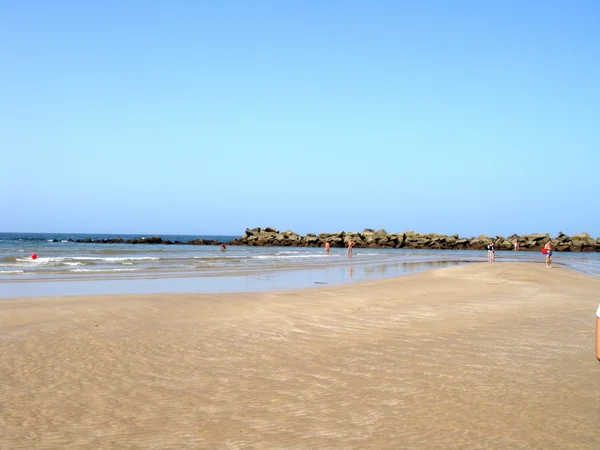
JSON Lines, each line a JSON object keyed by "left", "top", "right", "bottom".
{"left": 67, "top": 236, "right": 223, "bottom": 246}
{"left": 64, "top": 228, "right": 600, "bottom": 252}
{"left": 229, "top": 228, "right": 600, "bottom": 252}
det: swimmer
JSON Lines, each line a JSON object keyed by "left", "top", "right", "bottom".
{"left": 324, "top": 241, "right": 330, "bottom": 254}
{"left": 220, "top": 243, "right": 227, "bottom": 252}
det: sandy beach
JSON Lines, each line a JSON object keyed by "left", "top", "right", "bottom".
{"left": 1, "top": 262, "right": 599, "bottom": 449}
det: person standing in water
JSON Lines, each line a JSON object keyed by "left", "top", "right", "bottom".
{"left": 514, "top": 239, "right": 520, "bottom": 251}
{"left": 487, "top": 241, "right": 496, "bottom": 262}
{"left": 324, "top": 241, "right": 330, "bottom": 254}
{"left": 544, "top": 239, "right": 553, "bottom": 267}
{"left": 347, "top": 239, "right": 356, "bottom": 256}
{"left": 220, "top": 243, "right": 227, "bottom": 252}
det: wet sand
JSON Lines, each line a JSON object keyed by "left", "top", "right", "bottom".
{"left": 1, "top": 262, "right": 599, "bottom": 449}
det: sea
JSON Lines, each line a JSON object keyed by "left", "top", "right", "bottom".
{"left": 1, "top": 232, "right": 599, "bottom": 298}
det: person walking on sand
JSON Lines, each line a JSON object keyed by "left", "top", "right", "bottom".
{"left": 347, "top": 239, "right": 356, "bottom": 256}
{"left": 544, "top": 239, "right": 553, "bottom": 267}
{"left": 596, "top": 304, "right": 600, "bottom": 362}
{"left": 487, "top": 241, "right": 496, "bottom": 262}
{"left": 324, "top": 241, "right": 330, "bottom": 255}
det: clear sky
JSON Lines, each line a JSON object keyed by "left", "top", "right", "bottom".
{"left": 2, "top": 1, "right": 599, "bottom": 237}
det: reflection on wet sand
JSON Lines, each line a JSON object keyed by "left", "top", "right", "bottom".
{"left": 0, "top": 260, "right": 469, "bottom": 298}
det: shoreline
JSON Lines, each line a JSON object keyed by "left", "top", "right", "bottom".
{"left": 1, "top": 263, "right": 599, "bottom": 448}
{"left": 2, "top": 250, "right": 599, "bottom": 298}
{"left": 0, "top": 259, "right": 472, "bottom": 299}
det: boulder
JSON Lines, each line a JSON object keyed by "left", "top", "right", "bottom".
{"left": 443, "top": 235, "right": 458, "bottom": 249}
{"left": 343, "top": 232, "right": 364, "bottom": 246}
{"left": 373, "top": 229, "right": 389, "bottom": 244}
{"left": 305, "top": 234, "right": 319, "bottom": 245}
{"left": 329, "top": 237, "right": 345, "bottom": 247}
{"left": 245, "top": 228, "right": 261, "bottom": 237}
{"left": 571, "top": 232, "right": 591, "bottom": 239}
{"left": 386, "top": 233, "right": 400, "bottom": 244}
{"left": 523, "top": 233, "right": 550, "bottom": 242}
{"left": 286, "top": 232, "right": 302, "bottom": 242}
{"left": 467, "top": 236, "right": 489, "bottom": 250}
{"left": 361, "top": 229, "right": 377, "bottom": 244}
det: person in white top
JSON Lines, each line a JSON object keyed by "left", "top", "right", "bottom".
{"left": 596, "top": 305, "right": 600, "bottom": 362}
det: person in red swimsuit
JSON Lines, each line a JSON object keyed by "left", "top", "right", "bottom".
{"left": 544, "top": 240, "right": 553, "bottom": 268}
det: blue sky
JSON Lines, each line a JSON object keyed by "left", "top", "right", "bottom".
{"left": 2, "top": 1, "right": 599, "bottom": 237}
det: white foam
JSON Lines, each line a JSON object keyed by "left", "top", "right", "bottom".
{"left": 72, "top": 256, "right": 159, "bottom": 262}
{"left": 70, "top": 268, "right": 139, "bottom": 273}
{"left": 15, "top": 256, "right": 159, "bottom": 263}
{"left": 0, "top": 270, "right": 24, "bottom": 274}
{"left": 193, "top": 255, "right": 239, "bottom": 259}
{"left": 252, "top": 254, "right": 330, "bottom": 260}
{"left": 15, "top": 257, "right": 61, "bottom": 263}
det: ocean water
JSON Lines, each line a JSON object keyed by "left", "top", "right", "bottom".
{"left": 1, "top": 232, "right": 599, "bottom": 297}
{"left": 0, "top": 233, "right": 237, "bottom": 279}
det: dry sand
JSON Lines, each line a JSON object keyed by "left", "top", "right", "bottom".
{"left": 1, "top": 262, "right": 599, "bottom": 449}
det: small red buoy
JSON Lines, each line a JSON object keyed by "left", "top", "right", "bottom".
{"left": 31, "top": 253, "right": 38, "bottom": 260}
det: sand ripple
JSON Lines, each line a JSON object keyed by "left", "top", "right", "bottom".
{"left": 1, "top": 263, "right": 599, "bottom": 449}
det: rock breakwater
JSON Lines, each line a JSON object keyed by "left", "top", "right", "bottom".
{"left": 59, "top": 236, "right": 223, "bottom": 246}
{"left": 229, "top": 228, "right": 599, "bottom": 252}
{"left": 61, "top": 228, "right": 600, "bottom": 252}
